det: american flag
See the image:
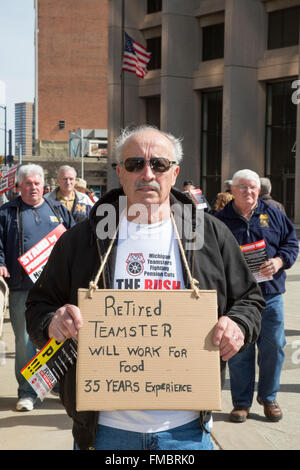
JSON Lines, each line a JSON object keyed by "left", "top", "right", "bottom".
{"left": 122, "top": 32, "right": 151, "bottom": 78}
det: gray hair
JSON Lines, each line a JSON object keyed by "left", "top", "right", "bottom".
{"left": 223, "top": 179, "right": 232, "bottom": 190}
{"left": 232, "top": 169, "right": 261, "bottom": 188}
{"left": 260, "top": 177, "right": 272, "bottom": 196}
{"left": 57, "top": 165, "right": 77, "bottom": 178}
{"left": 114, "top": 125, "right": 183, "bottom": 165}
{"left": 17, "top": 164, "right": 44, "bottom": 185}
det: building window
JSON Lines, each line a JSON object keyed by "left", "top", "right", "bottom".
{"left": 202, "top": 23, "right": 224, "bottom": 61}
{"left": 200, "top": 90, "right": 223, "bottom": 204}
{"left": 147, "top": 0, "right": 162, "bottom": 14}
{"left": 145, "top": 96, "right": 160, "bottom": 129}
{"left": 268, "top": 7, "right": 300, "bottom": 49}
{"left": 265, "top": 80, "right": 296, "bottom": 220}
{"left": 146, "top": 37, "right": 161, "bottom": 70}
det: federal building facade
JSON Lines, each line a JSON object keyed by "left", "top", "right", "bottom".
{"left": 108, "top": 0, "right": 300, "bottom": 223}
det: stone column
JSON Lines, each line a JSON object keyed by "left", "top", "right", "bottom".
{"left": 222, "top": 0, "right": 266, "bottom": 181}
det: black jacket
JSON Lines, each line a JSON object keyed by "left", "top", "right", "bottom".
{"left": 26, "top": 188, "right": 264, "bottom": 449}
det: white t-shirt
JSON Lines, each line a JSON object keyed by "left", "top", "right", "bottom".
{"left": 98, "top": 216, "right": 200, "bottom": 433}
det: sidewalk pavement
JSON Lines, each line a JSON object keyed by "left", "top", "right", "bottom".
{"left": 0, "top": 255, "right": 299, "bottom": 450}
{"left": 211, "top": 252, "right": 300, "bottom": 450}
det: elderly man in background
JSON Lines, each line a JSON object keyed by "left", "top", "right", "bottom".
{"left": 46, "top": 165, "right": 93, "bottom": 224}
{"left": 215, "top": 169, "right": 299, "bottom": 423}
{"left": 0, "top": 164, "right": 74, "bottom": 411}
{"left": 260, "top": 177, "right": 286, "bottom": 214}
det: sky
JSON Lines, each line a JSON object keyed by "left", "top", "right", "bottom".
{"left": 0, "top": 0, "right": 35, "bottom": 157}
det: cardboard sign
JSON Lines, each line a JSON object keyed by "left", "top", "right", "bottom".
{"left": 18, "top": 224, "right": 66, "bottom": 283}
{"left": 0, "top": 165, "right": 18, "bottom": 194}
{"left": 76, "top": 289, "right": 221, "bottom": 412}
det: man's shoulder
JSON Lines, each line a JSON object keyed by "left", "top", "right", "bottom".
{"left": 44, "top": 189, "right": 57, "bottom": 201}
{"left": 0, "top": 198, "right": 20, "bottom": 213}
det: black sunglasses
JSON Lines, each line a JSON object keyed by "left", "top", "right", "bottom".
{"left": 112, "top": 157, "right": 177, "bottom": 173}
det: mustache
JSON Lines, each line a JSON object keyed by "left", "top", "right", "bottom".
{"left": 135, "top": 180, "right": 161, "bottom": 191}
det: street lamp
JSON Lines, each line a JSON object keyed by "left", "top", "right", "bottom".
{"left": 70, "top": 129, "right": 84, "bottom": 179}
{"left": 0, "top": 105, "right": 7, "bottom": 164}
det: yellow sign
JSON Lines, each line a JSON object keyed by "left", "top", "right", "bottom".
{"left": 21, "top": 337, "right": 63, "bottom": 381}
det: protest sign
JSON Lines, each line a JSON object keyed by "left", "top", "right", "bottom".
{"left": 0, "top": 165, "right": 18, "bottom": 194}
{"left": 76, "top": 289, "right": 221, "bottom": 411}
{"left": 21, "top": 337, "right": 77, "bottom": 400}
{"left": 18, "top": 224, "right": 66, "bottom": 283}
{"left": 240, "top": 239, "right": 272, "bottom": 283}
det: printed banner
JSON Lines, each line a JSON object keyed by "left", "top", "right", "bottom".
{"left": 21, "top": 337, "right": 77, "bottom": 400}
{"left": 18, "top": 224, "right": 66, "bottom": 283}
{"left": 240, "top": 239, "right": 272, "bottom": 283}
{"left": 0, "top": 165, "right": 18, "bottom": 194}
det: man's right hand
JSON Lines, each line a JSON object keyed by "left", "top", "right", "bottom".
{"left": 48, "top": 304, "right": 83, "bottom": 343}
{"left": 0, "top": 266, "right": 10, "bottom": 278}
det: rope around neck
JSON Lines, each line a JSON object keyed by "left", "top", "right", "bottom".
{"left": 88, "top": 212, "right": 200, "bottom": 298}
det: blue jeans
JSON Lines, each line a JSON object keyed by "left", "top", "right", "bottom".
{"left": 229, "top": 293, "right": 286, "bottom": 407}
{"left": 75, "top": 419, "right": 214, "bottom": 450}
{"left": 9, "top": 290, "right": 37, "bottom": 400}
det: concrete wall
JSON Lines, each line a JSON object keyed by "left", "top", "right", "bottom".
{"left": 108, "top": 0, "right": 300, "bottom": 223}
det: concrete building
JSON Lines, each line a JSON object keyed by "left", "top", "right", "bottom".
{"left": 14, "top": 102, "right": 34, "bottom": 157}
{"left": 108, "top": 0, "right": 300, "bottom": 223}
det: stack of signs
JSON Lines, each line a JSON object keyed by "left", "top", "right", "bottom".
{"left": 21, "top": 338, "right": 77, "bottom": 400}
{"left": 0, "top": 165, "right": 18, "bottom": 194}
{"left": 184, "top": 189, "right": 208, "bottom": 210}
{"left": 240, "top": 239, "right": 272, "bottom": 283}
{"left": 18, "top": 224, "right": 66, "bottom": 283}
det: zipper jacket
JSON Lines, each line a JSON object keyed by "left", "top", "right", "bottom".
{"left": 215, "top": 199, "right": 299, "bottom": 295}
{"left": 46, "top": 188, "right": 93, "bottom": 224}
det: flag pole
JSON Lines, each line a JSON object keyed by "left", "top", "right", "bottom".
{"left": 120, "top": 0, "right": 125, "bottom": 131}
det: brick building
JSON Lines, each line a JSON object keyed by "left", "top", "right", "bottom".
{"left": 34, "top": 0, "right": 108, "bottom": 155}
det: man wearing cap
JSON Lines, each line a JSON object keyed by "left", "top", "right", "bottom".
{"left": 45, "top": 166, "right": 93, "bottom": 224}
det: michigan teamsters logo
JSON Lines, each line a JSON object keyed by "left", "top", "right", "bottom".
{"left": 126, "top": 253, "right": 145, "bottom": 276}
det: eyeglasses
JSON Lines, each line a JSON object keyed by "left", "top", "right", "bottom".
{"left": 236, "top": 184, "right": 259, "bottom": 192}
{"left": 112, "top": 157, "right": 177, "bottom": 173}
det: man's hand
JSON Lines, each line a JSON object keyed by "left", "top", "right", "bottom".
{"left": 0, "top": 266, "right": 10, "bottom": 278}
{"left": 213, "top": 316, "right": 244, "bottom": 361}
{"left": 260, "top": 257, "right": 283, "bottom": 277}
{"left": 48, "top": 304, "right": 83, "bottom": 343}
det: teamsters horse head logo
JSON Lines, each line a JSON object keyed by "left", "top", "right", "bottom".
{"left": 126, "top": 253, "right": 145, "bottom": 276}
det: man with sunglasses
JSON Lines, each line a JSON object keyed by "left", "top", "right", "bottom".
{"left": 0, "top": 164, "right": 74, "bottom": 412}
{"left": 26, "top": 126, "right": 264, "bottom": 450}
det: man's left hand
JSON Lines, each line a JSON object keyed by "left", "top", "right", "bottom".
{"left": 213, "top": 316, "right": 244, "bottom": 361}
{"left": 260, "top": 257, "right": 283, "bottom": 277}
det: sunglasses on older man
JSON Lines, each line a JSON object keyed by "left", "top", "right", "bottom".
{"left": 112, "top": 157, "right": 177, "bottom": 173}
